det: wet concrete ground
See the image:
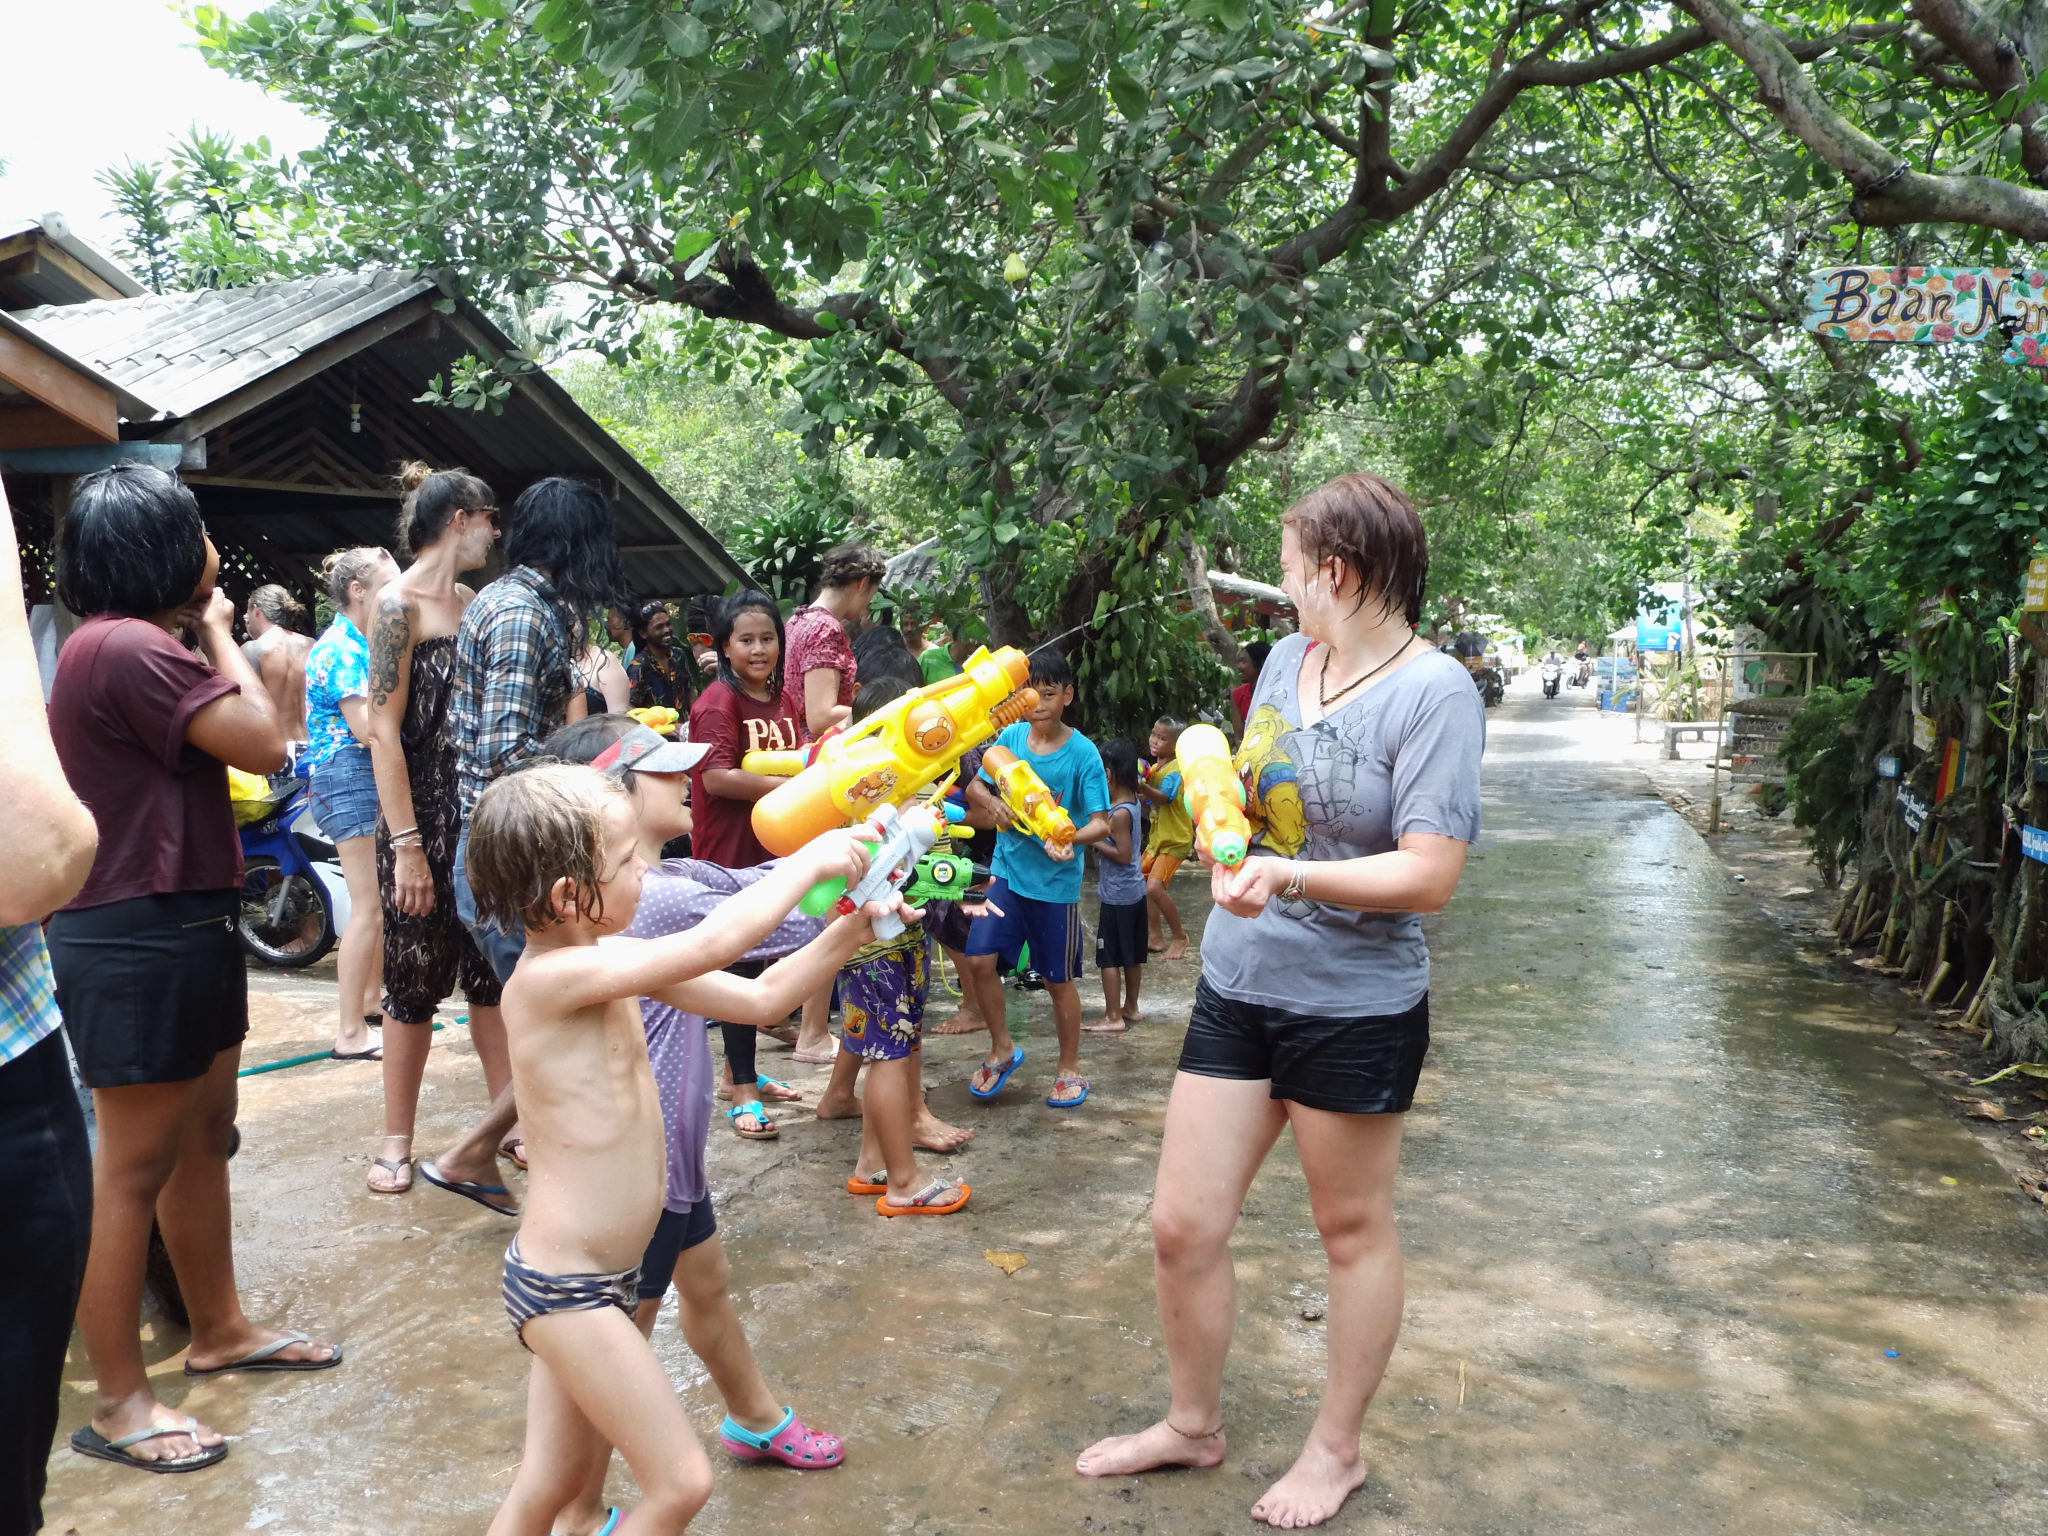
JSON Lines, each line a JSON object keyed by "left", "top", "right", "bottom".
{"left": 41, "top": 682, "right": 2048, "bottom": 1534}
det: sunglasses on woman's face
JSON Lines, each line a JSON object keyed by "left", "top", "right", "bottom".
{"left": 467, "top": 506, "right": 500, "bottom": 525}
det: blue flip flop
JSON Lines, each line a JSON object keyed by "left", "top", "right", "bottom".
{"left": 970, "top": 1046, "right": 1026, "bottom": 1100}
{"left": 1046, "top": 1073, "right": 1091, "bottom": 1110}
{"left": 551, "top": 1510, "right": 620, "bottom": 1536}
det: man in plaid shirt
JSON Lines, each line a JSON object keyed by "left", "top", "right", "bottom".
{"left": 1, "top": 482, "right": 99, "bottom": 1532}
{"left": 431, "top": 476, "right": 628, "bottom": 1208}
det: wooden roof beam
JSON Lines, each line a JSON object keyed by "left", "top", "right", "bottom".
{"left": 0, "top": 325, "right": 117, "bottom": 445}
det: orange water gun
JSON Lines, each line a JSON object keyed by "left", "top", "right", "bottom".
{"left": 739, "top": 724, "right": 841, "bottom": 779}
{"left": 750, "top": 646, "right": 1037, "bottom": 856}
{"left": 1175, "top": 723, "right": 1252, "bottom": 866}
{"left": 981, "top": 744, "right": 1077, "bottom": 846}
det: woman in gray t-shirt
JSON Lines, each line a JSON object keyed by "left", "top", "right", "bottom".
{"left": 1078, "top": 474, "right": 1483, "bottom": 1528}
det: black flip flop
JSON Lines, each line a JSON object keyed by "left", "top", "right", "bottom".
{"left": 420, "top": 1160, "right": 520, "bottom": 1216}
{"left": 184, "top": 1329, "right": 343, "bottom": 1377}
{"left": 71, "top": 1419, "right": 227, "bottom": 1473}
{"left": 329, "top": 1047, "right": 382, "bottom": 1061}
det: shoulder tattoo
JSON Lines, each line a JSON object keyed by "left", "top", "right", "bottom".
{"left": 369, "top": 594, "right": 415, "bottom": 709}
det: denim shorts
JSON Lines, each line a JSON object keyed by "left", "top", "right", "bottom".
{"left": 309, "top": 746, "right": 380, "bottom": 843}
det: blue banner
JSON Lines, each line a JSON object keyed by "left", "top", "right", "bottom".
{"left": 2024, "top": 825, "right": 2048, "bottom": 865}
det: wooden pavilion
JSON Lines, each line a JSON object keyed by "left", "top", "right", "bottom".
{"left": 0, "top": 216, "right": 742, "bottom": 613}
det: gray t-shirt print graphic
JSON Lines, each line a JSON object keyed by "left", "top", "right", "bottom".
{"left": 1202, "top": 633, "right": 1484, "bottom": 1018}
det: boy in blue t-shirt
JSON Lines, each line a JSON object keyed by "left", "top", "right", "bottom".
{"left": 961, "top": 649, "right": 1112, "bottom": 1108}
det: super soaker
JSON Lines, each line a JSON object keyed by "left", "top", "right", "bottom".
{"left": 749, "top": 646, "right": 1037, "bottom": 856}
{"left": 1174, "top": 723, "right": 1252, "bottom": 866}
{"left": 798, "top": 801, "right": 962, "bottom": 942}
{"left": 980, "top": 744, "right": 1076, "bottom": 846}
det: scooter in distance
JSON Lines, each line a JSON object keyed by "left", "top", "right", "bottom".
{"left": 235, "top": 778, "right": 349, "bottom": 967}
{"left": 1540, "top": 657, "right": 1564, "bottom": 699}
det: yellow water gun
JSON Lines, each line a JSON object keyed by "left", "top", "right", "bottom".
{"left": 749, "top": 645, "right": 1038, "bottom": 856}
{"left": 1175, "top": 723, "right": 1253, "bottom": 866}
{"left": 981, "top": 744, "right": 1076, "bottom": 846}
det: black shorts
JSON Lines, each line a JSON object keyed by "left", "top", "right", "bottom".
{"left": 635, "top": 1198, "right": 718, "bottom": 1302}
{"left": 1095, "top": 899, "right": 1149, "bottom": 970}
{"left": 1178, "top": 976, "right": 1429, "bottom": 1114}
{"left": 48, "top": 889, "right": 249, "bottom": 1089}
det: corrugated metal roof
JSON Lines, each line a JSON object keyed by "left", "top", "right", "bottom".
{"left": 11, "top": 271, "right": 434, "bottom": 422}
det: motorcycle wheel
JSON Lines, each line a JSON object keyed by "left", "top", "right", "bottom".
{"left": 238, "top": 856, "right": 336, "bottom": 968}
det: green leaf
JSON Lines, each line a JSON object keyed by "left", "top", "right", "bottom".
{"left": 748, "top": 0, "right": 787, "bottom": 36}
{"left": 1108, "top": 69, "right": 1147, "bottom": 123}
{"left": 671, "top": 229, "right": 717, "bottom": 264}
{"left": 659, "top": 12, "right": 710, "bottom": 57}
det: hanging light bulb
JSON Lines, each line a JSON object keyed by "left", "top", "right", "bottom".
{"left": 350, "top": 401, "right": 363, "bottom": 435}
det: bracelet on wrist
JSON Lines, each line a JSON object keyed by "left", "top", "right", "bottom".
{"left": 1280, "top": 861, "right": 1308, "bottom": 903}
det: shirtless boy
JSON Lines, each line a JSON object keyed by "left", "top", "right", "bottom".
{"left": 465, "top": 764, "right": 883, "bottom": 1535}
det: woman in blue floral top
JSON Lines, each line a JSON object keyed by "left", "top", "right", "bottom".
{"left": 303, "top": 546, "right": 398, "bottom": 1060}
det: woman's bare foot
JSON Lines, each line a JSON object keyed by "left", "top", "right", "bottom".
{"left": 90, "top": 1395, "right": 227, "bottom": 1465}
{"left": 1082, "top": 1014, "right": 1127, "bottom": 1034}
{"left": 913, "top": 1107, "right": 974, "bottom": 1153}
{"left": 814, "top": 1090, "right": 863, "bottom": 1120}
{"left": 1123, "top": 1005, "right": 1144, "bottom": 1022}
{"left": 926, "top": 1008, "right": 987, "bottom": 1036}
{"left": 1250, "top": 1441, "right": 1370, "bottom": 1528}
{"left": 1162, "top": 936, "right": 1189, "bottom": 962}
{"left": 1076, "top": 1418, "right": 1226, "bottom": 1477}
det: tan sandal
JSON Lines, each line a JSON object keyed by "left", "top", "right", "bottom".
{"left": 367, "top": 1156, "right": 414, "bottom": 1194}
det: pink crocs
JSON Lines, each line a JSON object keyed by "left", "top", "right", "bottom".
{"left": 718, "top": 1407, "right": 844, "bottom": 1469}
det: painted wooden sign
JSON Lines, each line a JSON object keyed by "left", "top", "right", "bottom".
{"left": 1804, "top": 267, "right": 2048, "bottom": 359}
{"left": 2026, "top": 556, "right": 2048, "bottom": 613}
{"left": 1876, "top": 754, "right": 1901, "bottom": 780}
{"left": 1899, "top": 784, "right": 1931, "bottom": 833}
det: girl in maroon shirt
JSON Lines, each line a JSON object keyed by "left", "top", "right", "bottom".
{"left": 689, "top": 590, "right": 809, "bottom": 1130}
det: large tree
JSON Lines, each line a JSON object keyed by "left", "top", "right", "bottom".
{"left": 186, "top": 0, "right": 2048, "bottom": 714}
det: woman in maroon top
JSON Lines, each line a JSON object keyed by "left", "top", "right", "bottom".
{"left": 778, "top": 543, "right": 883, "bottom": 1067}
{"left": 46, "top": 466, "right": 340, "bottom": 1477}
{"left": 690, "top": 590, "right": 809, "bottom": 1131}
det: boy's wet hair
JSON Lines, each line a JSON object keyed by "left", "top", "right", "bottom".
{"left": 1028, "top": 648, "right": 1074, "bottom": 692}
{"left": 1100, "top": 736, "right": 1141, "bottom": 792}
{"left": 467, "top": 764, "right": 627, "bottom": 931}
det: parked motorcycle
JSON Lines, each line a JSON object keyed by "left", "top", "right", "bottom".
{"left": 1540, "top": 658, "right": 1563, "bottom": 699}
{"left": 235, "top": 778, "right": 348, "bottom": 967}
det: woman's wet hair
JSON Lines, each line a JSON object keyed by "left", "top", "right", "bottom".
{"left": 320, "top": 547, "right": 392, "bottom": 611}
{"left": 1100, "top": 736, "right": 1142, "bottom": 794}
{"left": 393, "top": 460, "right": 493, "bottom": 556}
{"left": 247, "top": 582, "right": 309, "bottom": 632}
{"left": 466, "top": 763, "right": 626, "bottom": 931}
{"left": 712, "top": 589, "right": 785, "bottom": 696}
{"left": 55, "top": 464, "right": 208, "bottom": 619}
{"left": 817, "top": 541, "right": 886, "bottom": 591}
{"left": 502, "top": 476, "right": 626, "bottom": 624}
{"left": 1283, "top": 473, "right": 1429, "bottom": 626}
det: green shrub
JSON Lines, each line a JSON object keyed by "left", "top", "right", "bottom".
{"left": 1778, "top": 678, "right": 1877, "bottom": 887}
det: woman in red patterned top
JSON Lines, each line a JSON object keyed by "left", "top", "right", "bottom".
{"left": 690, "top": 590, "right": 812, "bottom": 1128}
{"left": 774, "top": 542, "right": 886, "bottom": 1069}
{"left": 779, "top": 542, "right": 886, "bottom": 739}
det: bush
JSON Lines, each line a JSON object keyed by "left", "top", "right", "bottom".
{"left": 1778, "top": 679, "right": 1877, "bottom": 887}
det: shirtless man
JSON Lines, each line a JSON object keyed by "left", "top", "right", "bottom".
{"left": 242, "top": 584, "right": 313, "bottom": 743}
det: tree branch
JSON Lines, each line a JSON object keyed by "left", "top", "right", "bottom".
{"left": 1676, "top": 0, "right": 2048, "bottom": 240}
{"left": 1907, "top": 0, "right": 2048, "bottom": 185}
